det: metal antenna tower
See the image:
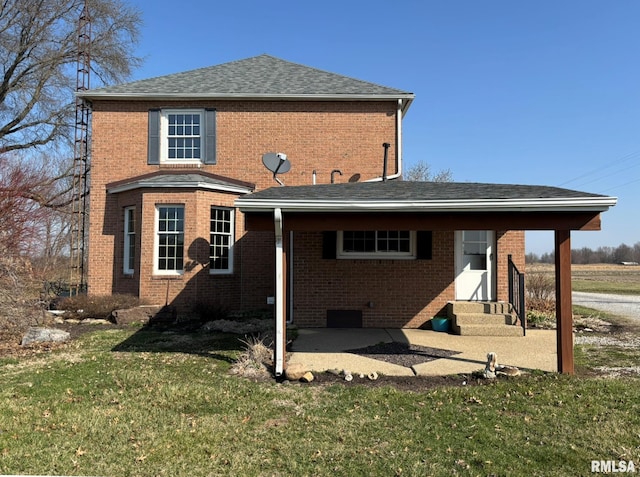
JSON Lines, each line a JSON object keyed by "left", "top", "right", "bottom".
{"left": 70, "top": 2, "right": 91, "bottom": 295}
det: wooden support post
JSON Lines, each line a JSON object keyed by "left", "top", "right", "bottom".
{"left": 555, "top": 230, "right": 574, "bottom": 374}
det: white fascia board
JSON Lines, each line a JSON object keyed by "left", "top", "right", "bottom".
{"left": 108, "top": 180, "right": 253, "bottom": 195}
{"left": 235, "top": 196, "right": 618, "bottom": 213}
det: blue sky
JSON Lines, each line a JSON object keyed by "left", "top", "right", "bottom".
{"left": 126, "top": 0, "right": 639, "bottom": 254}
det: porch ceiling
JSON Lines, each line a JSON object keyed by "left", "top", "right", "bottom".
{"left": 243, "top": 210, "right": 603, "bottom": 232}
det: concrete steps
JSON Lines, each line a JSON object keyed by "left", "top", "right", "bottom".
{"left": 448, "top": 301, "right": 523, "bottom": 337}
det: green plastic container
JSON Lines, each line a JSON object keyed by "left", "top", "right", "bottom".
{"left": 431, "top": 317, "right": 450, "bottom": 332}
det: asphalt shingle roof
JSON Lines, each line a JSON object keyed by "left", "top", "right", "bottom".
{"left": 242, "top": 180, "right": 608, "bottom": 202}
{"left": 80, "top": 54, "right": 414, "bottom": 99}
{"left": 106, "top": 171, "right": 255, "bottom": 194}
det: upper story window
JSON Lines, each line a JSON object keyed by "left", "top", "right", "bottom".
{"left": 165, "top": 111, "right": 201, "bottom": 161}
{"left": 148, "top": 109, "right": 216, "bottom": 166}
{"left": 337, "top": 230, "right": 416, "bottom": 259}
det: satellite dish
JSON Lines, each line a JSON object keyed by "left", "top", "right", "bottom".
{"left": 262, "top": 152, "right": 291, "bottom": 186}
{"left": 262, "top": 152, "right": 291, "bottom": 174}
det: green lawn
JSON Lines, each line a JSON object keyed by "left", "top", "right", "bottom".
{"left": 1, "top": 326, "right": 639, "bottom": 476}
{"left": 573, "top": 279, "right": 640, "bottom": 295}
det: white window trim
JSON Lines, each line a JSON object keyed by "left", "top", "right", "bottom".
{"left": 337, "top": 231, "right": 417, "bottom": 260}
{"left": 209, "top": 207, "right": 235, "bottom": 275}
{"left": 153, "top": 204, "right": 185, "bottom": 276}
{"left": 160, "top": 109, "right": 203, "bottom": 165}
{"left": 123, "top": 206, "right": 135, "bottom": 275}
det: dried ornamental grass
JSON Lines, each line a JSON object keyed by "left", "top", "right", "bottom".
{"left": 229, "top": 334, "right": 274, "bottom": 379}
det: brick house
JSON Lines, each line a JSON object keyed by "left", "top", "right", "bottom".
{"left": 80, "top": 55, "right": 616, "bottom": 374}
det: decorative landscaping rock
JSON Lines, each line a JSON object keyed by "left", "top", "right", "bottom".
{"left": 284, "top": 363, "right": 307, "bottom": 381}
{"left": 80, "top": 319, "right": 112, "bottom": 325}
{"left": 111, "top": 306, "right": 162, "bottom": 325}
{"left": 301, "top": 371, "right": 315, "bottom": 383}
{"left": 21, "top": 327, "right": 70, "bottom": 346}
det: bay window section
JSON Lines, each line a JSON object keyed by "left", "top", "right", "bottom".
{"left": 210, "top": 207, "right": 234, "bottom": 274}
{"left": 155, "top": 205, "right": 184, "bottom": 274}
{"left": 123, "top": 207, "right": 135, "bottom": 275}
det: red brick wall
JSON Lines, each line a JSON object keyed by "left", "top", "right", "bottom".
{"left": 87, "top": 99, "right": 398, "bottom": 310}
{"left": 87, "top": 98, "right": 526, "bottom": 324}
{"left": 89, "top": 100, "right": 398, "bottom": 191}
{"left": 290, "top": 229, "right": 525, "bottom": 328}
{"left": 291, "top": 230, "right": 456, "bottom": 328}
{"left": 496, "top": 230, "right": 526, "bottom": 301}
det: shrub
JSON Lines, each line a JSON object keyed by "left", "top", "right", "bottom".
{"left": 526, "top": 272, "right": 556, "bottom": 315}
{"left": 0, "top": 249, "right": 43, "bottom": 337}
{"left": 527, "top": 309, "right": 555, "bottom": 329}
{"left": 56, "top": 294, "right": 142, "bottom": 321}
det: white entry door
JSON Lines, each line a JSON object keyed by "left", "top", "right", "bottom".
{"left": 455, "top": 230, "right": 495, "bottom": 301}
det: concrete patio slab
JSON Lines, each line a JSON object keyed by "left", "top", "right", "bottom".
{"left": 288, "top": 328, "right": 558, "bottom": 377}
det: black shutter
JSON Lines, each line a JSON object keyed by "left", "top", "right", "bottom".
{"left": 322, "top": 231, "right": 337, "bottom": 259}
{"left": 147, "top": 109, "right": 160, "bottom": 165}
{"left": 204, "top": 109, "right": 217, "bottom": 164}
{"left": 416, "top": 231, "right": 433, "bottom": 260}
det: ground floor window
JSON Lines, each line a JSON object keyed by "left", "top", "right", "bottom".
{"left": 124, "top": 207, "right": 135, "bottom": 274}
{"left": 210, "top": 207, "right": 234, "bottom": 274}
{"left": 337, "top": 231, "right": 416, "bottom": 259}
{"left": 155, "top": 205, "right": 184, "bottom": 274}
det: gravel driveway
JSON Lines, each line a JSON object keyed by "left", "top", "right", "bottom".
{"left": 572, "top": 292, "right": 640, "bottom": 320}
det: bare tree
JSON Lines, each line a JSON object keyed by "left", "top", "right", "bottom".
{"left": 0, "top": 155, "right": 70, "bottom": 255}
{"left": 403, "top": 160, "right": 453, "bottom": 182}
{"left": 0, "top": 0, "right": 142, "bottom": 155}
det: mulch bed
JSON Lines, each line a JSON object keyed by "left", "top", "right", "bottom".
{"left": 345, "top": 341, "right": 461, "bottom": 368}
{"left": 304, "top": 371, "right": 484, "bottom": 392}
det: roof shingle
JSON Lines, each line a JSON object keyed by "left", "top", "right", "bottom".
{"left": 80, "top": 54, "right": 414, "bottom": 100}
{"left": 241, "top": 180, "right": 608, "bottom": 202}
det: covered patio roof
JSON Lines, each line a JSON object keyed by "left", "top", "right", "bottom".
{"left": 236, "top": 180, "right": 615, "bottom": 213}
{"left": 234, "top": 180, "right": 617, "bottom": 377}
{"left": 236, "top": 181, "right": 616, "bottom": 232}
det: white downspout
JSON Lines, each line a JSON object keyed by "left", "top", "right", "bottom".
{"left": 274, "top": 208, "right": 285, "bottom": 376}
{"left": 391, "top": 98, "right": 403, "bottom": 179}
{"left": 396, "top": 99, "right": 402, "bottom": 177}
{"left": 288, "top": 230, "right": 294, "bottom": 324}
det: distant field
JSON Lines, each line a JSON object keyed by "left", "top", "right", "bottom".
{"left": 527, "top": 263, "right": 640, "bottom": 295}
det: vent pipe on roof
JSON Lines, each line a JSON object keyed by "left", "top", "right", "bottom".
{"left": 331, "top": 169, "right": 342, "bottom": 184}
{"left": 382, "top": 142, "right": 391, "bottom": 181}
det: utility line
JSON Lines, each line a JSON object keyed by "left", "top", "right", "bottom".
{"left": 599, "top": 176, "right": 640, "bottom": 193}
{"left": 558, "top": 149, "right": 640, "bottom": 187}
{"left": 568, "top": 161, "right": 640, "bottom": 189}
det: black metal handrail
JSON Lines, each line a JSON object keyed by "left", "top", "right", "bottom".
{"left": 508, "top": 254, "right": 526, "bottom": 336}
